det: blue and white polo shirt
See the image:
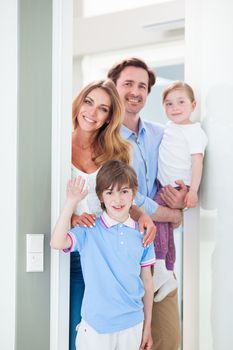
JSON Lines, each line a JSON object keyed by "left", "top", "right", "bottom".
{"left": 65, "top": 211, "right": 155, "bottom": 333}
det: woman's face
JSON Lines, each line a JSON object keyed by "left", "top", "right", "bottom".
{"left": 77, "top": 88, "right": 111, "bottom": 133}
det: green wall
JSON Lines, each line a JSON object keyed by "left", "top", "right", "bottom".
{"left": 17, "top": 1, "right": 52, "bottom": 349}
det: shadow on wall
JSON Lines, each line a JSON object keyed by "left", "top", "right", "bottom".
{"left": 201, "top": 84, "right": 233, "bottom": 349}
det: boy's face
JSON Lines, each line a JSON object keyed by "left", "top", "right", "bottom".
{"left": 164, "top": 89, "right": 196, "bottom": 125}
{"left": 101, "top": 184, "right": 134, "bottom": 222}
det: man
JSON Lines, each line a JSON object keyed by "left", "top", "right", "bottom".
{"left": 108, "top": 58, "right": 187, "bottom": 350}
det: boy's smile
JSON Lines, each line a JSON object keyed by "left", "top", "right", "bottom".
{"left": 101, "top": 185, "right": 134, "bottom": 223}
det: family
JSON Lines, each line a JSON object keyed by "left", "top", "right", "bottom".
{"left": 51, "top": 58, "right": 207, "bottom": 350}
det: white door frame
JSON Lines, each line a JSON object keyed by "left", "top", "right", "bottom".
{"left": 0, "top": 1, "right": 18, "bottom": 348}
{"left": 50, "top": 1, "right": 73, "bottom": 349}
{"left": 50, "top": 2, "right": 199, "bottom": 350}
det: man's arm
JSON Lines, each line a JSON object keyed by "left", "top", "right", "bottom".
{"left": 151, "top": 206, "right": 182, "bottom": 229}
{"left": 132, "top": 195, "right": 182, "bottom": 232}
{"left": 140, "top": 266, "right": 154, "bottom": 350}
{"left": 135, "top": 190, "right": 183, "bottom": 225}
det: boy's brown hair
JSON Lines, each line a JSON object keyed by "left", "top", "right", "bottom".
{"left": 96, "top": 160, "right": 138, "bottom": 210}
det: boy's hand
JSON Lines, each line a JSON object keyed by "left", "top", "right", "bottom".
{"left": 140, "top": 326, "right": 153, "bottom": 350}
{"left": 184, "top": 190, "right": 198, "bottom": 208}
{"left": 138, "top": 213, "right": 156, "bottom": 247}
{"left": 66, "top": 176, "right": 88, "bottom": 204}
{"left": 71, "top": 213, "right": 96, "bottom": 228}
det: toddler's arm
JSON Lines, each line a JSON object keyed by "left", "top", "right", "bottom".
{"left": 50, "top": 176, "right": 88, "bottom": 250}
{"left": 140, "top": 266, "right": 154, "bottom": 350}
{"left": 185, "top": 153, "right": 204, "bottom": 208}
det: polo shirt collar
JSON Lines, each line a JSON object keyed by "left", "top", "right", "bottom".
{"left": 100, "top": 211, "right": 136, "bottom": 229}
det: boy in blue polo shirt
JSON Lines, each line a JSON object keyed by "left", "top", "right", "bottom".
{"left": 51, "top": 160, "right": 155, "bottom": 350}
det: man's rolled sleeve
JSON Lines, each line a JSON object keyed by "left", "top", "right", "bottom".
{"left": 135, "top": 192, "right": 159, "bottom": 216}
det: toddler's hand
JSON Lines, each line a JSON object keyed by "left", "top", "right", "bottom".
{"left": 66, "top": 176, "right": 88, "bottom": 203}
{"left": 184, "top": 190, "right": 198, "bottom": 208}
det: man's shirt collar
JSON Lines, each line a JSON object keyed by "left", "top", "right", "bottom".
{"left": 121, "top": 118, "right": 146, "bottom": 139}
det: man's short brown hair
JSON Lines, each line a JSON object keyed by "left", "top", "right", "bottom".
{"left": 107, "top": 57, "right": 156, "bottom": 94}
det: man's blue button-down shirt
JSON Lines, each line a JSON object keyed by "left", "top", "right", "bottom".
{"left": 121, "top": 119, "right": 164, "bottom": 215}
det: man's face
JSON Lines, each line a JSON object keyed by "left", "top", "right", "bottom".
{"left": 115, "top": 66, "right": 149, "bottom": 116}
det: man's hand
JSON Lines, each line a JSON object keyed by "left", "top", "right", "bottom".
{"left": 160, "top": 180, "right": 188, "bottom": 209}
{"left": 71, "top": 213, "right": 96, "bottom": 228}
{"left": 138, "top": 213, "right": 156, "bottom": 247}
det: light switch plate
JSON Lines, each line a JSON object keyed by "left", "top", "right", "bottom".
{"left": 26, "top": 234, "right": 44, "bottom": 272}
{"left": 26, "top": 252, "right": 44, "bottom": 272}
{"left": 26, "top": 234, "right": 44, "bottom": 253}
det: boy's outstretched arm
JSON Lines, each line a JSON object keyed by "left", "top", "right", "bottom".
{"left": 140, "top": 266, "right": 154, "bottom": 350}
{"left": 50, "top": 176, "right": 88, "bottom": 250}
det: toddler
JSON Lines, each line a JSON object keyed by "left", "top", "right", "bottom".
{"left": 153, "top": 81, "right": 208, "bottom": 301}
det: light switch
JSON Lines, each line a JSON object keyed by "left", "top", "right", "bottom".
{"left": 26, "top": 234, "right": 44, "bottom": 272}
{"left": 27, "top": 234, "right": 44, "bottom": 253}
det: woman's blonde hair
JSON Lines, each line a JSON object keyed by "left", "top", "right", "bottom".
{"left": 72, "top": 79, "right": 131, "bottom": 166}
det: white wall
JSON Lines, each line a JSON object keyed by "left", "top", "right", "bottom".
{"left": 0, "top": 1, "right": 18, "bottom": 349}
{"left": 185, "top": 0, "right": 233, "bottom": 349}
{"left": 73, "top": 0, "right": 184, "bottom": 55}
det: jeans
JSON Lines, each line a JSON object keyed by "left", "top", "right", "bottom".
{"left": 69, "top": 252, "right": 85, "bottom": 350}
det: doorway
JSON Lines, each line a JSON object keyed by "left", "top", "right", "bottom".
{"left": 50, "top": 1, "right": 185, "bottom": 349}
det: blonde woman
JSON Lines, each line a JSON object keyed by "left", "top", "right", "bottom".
{"left": 69, "top": 79, "right": 155, "bottom": 350}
